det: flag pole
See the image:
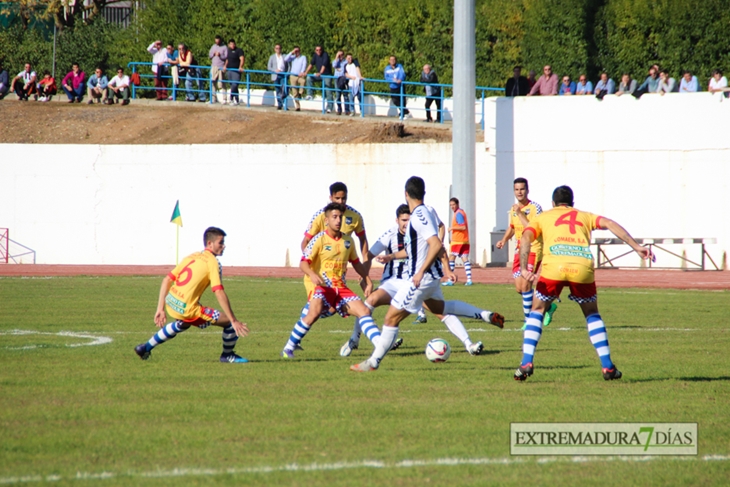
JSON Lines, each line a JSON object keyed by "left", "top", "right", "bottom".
{"left": 176, "top": 224, "right": 179, "bottom": 264}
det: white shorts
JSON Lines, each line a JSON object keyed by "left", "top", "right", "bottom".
{"left": 391, "top": 276, "right": 444, "bottom": 314}
{"left": 377, "top": 278, "right": 410, "bottom": 299}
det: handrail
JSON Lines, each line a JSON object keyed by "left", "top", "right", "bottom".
{"left": 127, "top": 61, "right": 503, "bottom": 125}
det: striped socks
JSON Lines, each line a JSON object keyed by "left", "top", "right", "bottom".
{"left": 586, "top": 313, "right": 614, "bottom": 369}
{"left": 359, "top": 315, "right": 381, "bottom": 346}
{"left": 521, "top": 291, "right": 534, "bottom": 319}
{"left": 299, "top": 302, "right": 310, "bottom": 320}
{"left": 464, "top": 260, "right": 472, "bottom": 282}
{"left": 147, "top": 321, "right": 185, "bottom": 350}
{"left": 521, "top": 312, "right": 543, "bottom": 366}
{"left": 285, "top": 320, "right": 311, "bottom": 352}
{"left": 449, "top": 260, "right": 456, "bottom": 272}
{"left": 222, "top": 325, "right": 237, "bottom": 354}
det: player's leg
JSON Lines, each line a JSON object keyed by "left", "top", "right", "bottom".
{"left": 207, "top": 309, "right": 248, "bottom": 363}
{"left": 461, "top": 252, "right": 473, "bottom": 286}
{"left": 537, "top": 259, "right": 558, "bottom": 327}
{"left": 282, "top": 295, "right": 325, "bottom": 358}
{"left": 341, "top": 288, "right": 391, "bottom": 356}
{"left": 443, "top": 300, "right": 504, "bottom": 328}
{"left": 135, "top": 315, "right": 191, "bottom": 360}
{"left": 514, "top": 278, "right": 558, "bottom": 381}
{"left": 572, "top": 283, "right": 620, "bottom": 380}
{"left": 424, "top": 296, "right": 483, "bottom": 355}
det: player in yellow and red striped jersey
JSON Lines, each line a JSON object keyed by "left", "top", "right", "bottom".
{"left": 514, "top": 185, "right": 651, "bottom": 382}
{"left": 134, "top": 227, "right": 250, "bottom": 363}
{"left": 281, "top": 202, "right": 377, "bottom": 359}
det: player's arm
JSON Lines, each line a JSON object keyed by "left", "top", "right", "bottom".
{"left": 599, "top": 218, "right": 652, "bottom": 260}
{"left": 376, "top": 248, "right": 407, "bottom": 264}
{"left": 351, "top": 259, "right": 373, "bottom": 297}
{"left": 154, "top": 275, "right": 174, "bottom": 327}
{"left": 356, "top": 232, "right": 370, "bottom": 269}
{"left": 300, "top": 235, "right": 311, "bottom": 251}
{"left": 412, "top": 235, "right": 442, "bottom": 288}
{"left": 519, "top": 229, "right": 537, "bottom": 282}
{"left": 440, "top": 247, "right": 458, "bottom": 283}
{"left": 300, "top": 259, "right": 324, "bottom": 286}
{"left": 514, "top": 205, "right": 531, "bottom": 227}
{"left": 437, "top": 221, "right": 446, "bottom": 242}
{"left": 213, "top": 289, "right": 249, "bottom": 337}
{"left": 496, "top": 227, "right": 515, "bottom": 249}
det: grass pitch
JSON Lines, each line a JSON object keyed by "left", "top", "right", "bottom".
{"left": 0, "top": 276, "right": 728, "bottom": 486}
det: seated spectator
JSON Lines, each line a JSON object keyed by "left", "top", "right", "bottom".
{"left": 527, "top": 65, "right": 558, "bottom": 96}
{"left": 678, "top": 70, "right": 698, "bottom": 93}
{"left": 0, "top": 62, "right": 8, "bottom": 99}
{"left": 558, "top": 75, "right": 576, "bottom": 95}
{"left": 421, "top": 64, "right": 441, "bottom": 122}
{"left": 61, "top": 62, "right": 86, "bottom": 103}
{"left": 633, "top": 67, "right": 660, "bottom": 98}
{"left": 657, "top": 70, "right": 676, "bottom": 95}
{"left": 37, "top": 70, "right": 57, "bottom": 102}
{"left": 12, "top": 63, "right": 37, "bottom": 101}
{"left": 616, "top": 73, "right": 636, "bottom": 96}
{"left": 575, "top": 74, "right": 593, "bottom": 95}
{"left": 86, "top": 67, "right": 109, "bottom": 104}
{"left": 526, "top": 70, "right": 537, "bottom": 91}
{"left": 594, "top": 72, "right": 615, "bottom": 99}
{"left": 505, "top": 65, "right": 529, "bottom": 97}
{"left": 108, "top": 67, "right": 131, "bottom": 105}
{"left": 708, "top": 69, "right": 728, "bottom": 95}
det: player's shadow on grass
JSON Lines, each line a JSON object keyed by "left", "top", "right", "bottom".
{"left": 492, "top": 365, "right": 590, "bottom": 371}
{"left": 256, "top": 358, "right": 334, "bottom": 363}
{"left": 628, "top": 376, "right": 730, "bottom": 383}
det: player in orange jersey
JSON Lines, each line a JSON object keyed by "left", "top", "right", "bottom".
{"left": 443, "top": 197, "right": 473, "bottom": 286}
{"left": 134, "top": 227, "right": 250, "bottom": 363}
{"left": 514, "top": 185, "right": 651, "bottom": 381}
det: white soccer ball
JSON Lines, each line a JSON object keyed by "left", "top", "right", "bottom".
{"left": 425, "top": 338, "right": 451, "bottom": 362}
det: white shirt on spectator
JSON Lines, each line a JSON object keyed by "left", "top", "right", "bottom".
{"left": 709, "top": 76, "right": 728, "bottom": 91}
{"left": 109, "top": 74, "right": 130, "bottom": 88}
{"left": 147, "top": 43, "right": 168, "bottom": 74}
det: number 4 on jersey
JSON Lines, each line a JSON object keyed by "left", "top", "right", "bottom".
{"left": 554, "top": 211, "right": 583, "bottom": 234}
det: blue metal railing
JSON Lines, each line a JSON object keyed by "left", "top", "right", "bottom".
{"left": 127, "top": 62, "right": 504, "bottom": 127}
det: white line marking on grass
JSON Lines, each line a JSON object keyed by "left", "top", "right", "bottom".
{"left": 0, "top": 329, "right": 112, "bottom": 350}
{"left": 0, "top": 455, "right": 727, "bottom": 484}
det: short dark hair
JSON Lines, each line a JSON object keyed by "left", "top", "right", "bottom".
{"left": 449, "top": 197, "right": 459, "bottom": 205}
{"left": 229, "top": 39, "right": 236, "bottom": 44}
{"left": 43, "top": 70, "right": 50, "bottom": 76}
{"left": 683, "top": 70, "right": 691, "bottom": 76}
{"left": 324, "top": 202, "right": 346, "bottom": 215}
{"left": 116, "top": 67, "right": 124, "bottom": 72}
{"left": 396, "top": 204, "right": 410, "bottom": 217}
{"left": 552, "top": 186, "right": 574, "bottom": 207}
{"left": 514, "top": 177, "right": 529, "bottom": 190}
{"left": 203, "top": 226, "right": 226, "bottom": 245}
{"left": 72, "top": 62, "right": 79, "bottom": 67}
{"left": 329, "top": 182, "right": 348, "bottom": 195}
{"left": 215, "top": 35, "right": 223, "bottom": 41}
{"left": 514, "top": 65, "right": 522, "bottom": 71}
{"left": 713, "top": 69, "right": 723, "bottom": 76}
{"left": 405, "top": 176, "right": 425, "bottom": 200}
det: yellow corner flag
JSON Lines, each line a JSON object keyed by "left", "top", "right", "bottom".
{"left": 170, "top": 200, "right": 183, "bottom": 227}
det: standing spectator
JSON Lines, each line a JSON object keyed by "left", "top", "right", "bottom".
{"left": 505, "top": 66, "right": 529, "bottom": 97}
{"left": 0, "top": 62, "right": 9, "bottom": 99}
{"left": 678, "top": 70, "right": 698, "bottom": 93}
{"left": 332, "top": 50, "right": 349, "bottom": 115}
{"left": 657, "top": 70, "right": 676, "bottom": 95}
{"left": 575, "top": 74, "right": 593, "bottom": 95}
{"left": 147, "top": 40, "right": 170, "bottom": 100}
{"left": 526, "top": 70, "right": 537, "bottom": 91}
{"left": 708, "top": 69, "right": 728, "bottom": 95}
{"left": 167, "top": 44, "right": 180, "bottom": 90}
{"left": 209, "top": 35, "right": 228, "bottom": 103}
{"left": 61, "top": 62, "right": 86, "bottom": 103}
{"left": 224, "top": 39, "right": 245, "bottom": 105}
{"left": 305, "top": 45, "right": 333, "bottom": 111}
{"left": 528, "top": 65, "right": 558, "bottom": 96}
{"left": 384, "top": 55, "right": 410, "bottom": 118}
{"left": 37, "top": 70, "right": 56, "bottom": 102}
{"left": 86, "top": 67, "right": 108, "bottom": 104}
{"left": 267, "top": 44, "right": 288, "bottom": 110}
{"left": 594, "top": 72, "right": 615, "bottom": 99}
{"left": 421, "top": 64, "right": 441, "bottom": 122}
{"left": 178, "top": 44, "right": 205, "bottom": 103}
{"left": 284, "top": 46, "right": 307, "bottom": 111}
{"left": 633, "top": 67, "right": 660, "bottom": 98}
{"left": 108, "top": 67, "right": 131, "bottom": 105}
{"left": 344, "top": 53, "right": 363, "bottom": 116}
{"left": 615, "top": 73, "right": 636, "bottom": 96}
{"left": 558, "top": 75, "right": 576, "bottom": 95}
{"left": 12, "top": 63, "right": 37, "bottom": 101}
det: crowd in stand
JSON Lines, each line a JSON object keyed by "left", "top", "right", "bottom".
{"left": 505, "top": 65, "right": 730, "bottom": 99}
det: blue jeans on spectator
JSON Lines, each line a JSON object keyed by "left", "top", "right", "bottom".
{"left": 184, "top": 69, "right": 206, "bottom": 101}
{"left": 274, "top": 74, "right": 287, "bottom": 108}
{"left": 63, "top": 84, "right": 84, "bottom": 102}
{"left": 336, "top": 87, "right": 350, "bottom": 114}
{"left": 306, "top": 75, "right": 333, "bottom": 111}
{"left": 227, "top": 70, "right": 242, "bottom": 103}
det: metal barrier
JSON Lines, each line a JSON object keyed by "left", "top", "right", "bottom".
{"left": 0, "top": 228, "right": 37, "bottom": 264}
{"left": 127, "top": 62, "right": 503, "bottom": 125}
{"left": 592, "top": 237, "right": 721, "bottom": 270}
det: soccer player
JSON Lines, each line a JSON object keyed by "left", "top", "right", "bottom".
{"left": 514, "top": 185, "right": 651, "bottom": 381}
{"left": 413, "top": 204, "right": 445, "bottom": 323}
{"left": 281, "top": 203, "right": 377, "bottom": 358}
{"left": 351, "top": 176, "right": 454, "bottom": 372}
{"left": 495, "top": 177, "right": 558, "bottom": 328}
{"left": 443, "top": 197, "right": 473, "bottom": 286}
{"left": 340, "top": 204, "right": 505, "bottom": 357}
{"left": 134, "top": 227, "right": 250, "bottom": 363}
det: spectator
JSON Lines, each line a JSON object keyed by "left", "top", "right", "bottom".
{"left": 37, "top": 70, "right": 56, "bottom": 102}
{"left": 558, "top": 75, "right": 576, "bottom": 95}
{"left": 526, "top": 70, "right": 537, "bottom": 91}
{"left": 86, "top": 67, "right": 108, "bottom": 104}
{"left": 267, "top": 44, "right": 288, "bottom": 110}
{"left": 209, "top": 35, "right": 228, "bottom": 103}
{"left": 678, "top": 70, "right": 698, "bottom": 93}
{"left": 575, "top": 74, "right": 593, "bottom": 95}
{"left": 332, "top": 50, "right": 349, "bottom": 115}
{"left": 421, "top": 64, "right": 441, "bottom": 122}
{"left": 505, "top": 65, "right": 529, "bottom": 97}
{"left": 657, "top": 70, "right": 676, "bottom": 95}
{"left": 224, "top": 38, "right": 245, "bottom": 105}
{"left": 61, "top": 62, "right": 86, "bottom": 103}
{"left": 167, "top": 44, "right": 180, "bottom": 90}
{"left": 708, "top": 69, "right": 728, "bottom": 96}
{"left": 385, "top": 55, "right": 410, "bottom": 118}
{"left": 284, "top": 46, "right": 307, "bottom": 111}
{"left": 615, "top": 73, "right": 636, "bottom": 97}
{"left": 147, "top": 40, "right": 170, "bottom": 100}
{"left": 594, "top": 72, "right": 615, "bottom": 100}
{"left": 633, "top": 67, "right": 660, "bottom": 98}
{"left": 108, "top": 67, "right": 131, "bottom": 105}
{"left": 528, "top": 65, "right": 558, "bottom": 96}
{"left": 0, "top": 62, "right": 8, "bottom": 99}
{"left": 12, "top": 63, "right": 37, "bottom": 101}
{"left": 178, "top": 43, "right": 205, "bottom": 103}
{"left": 344, "top": 53, "right": 363, "bottom": 116}
{"left": 305, "top": 45, "right": 333, "bottom": 111}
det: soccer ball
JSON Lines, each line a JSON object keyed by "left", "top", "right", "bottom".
{"left": 425, "top": 338, "right": 451, "bottom": 362}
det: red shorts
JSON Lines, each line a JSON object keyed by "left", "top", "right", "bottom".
{"left": 310, "top": 286, "right": 361, "bottom": 318}
{"left": 450, "top": 244, "right": 470, "bottom": 257}
{"left": 512, "top": 252, "right": 541, "bottom": 278}
{"left": 535, "top": 278, "right": 597, "bottom": 304}
{"left": 183, "top": 306, "right": 221, "bottom": 329}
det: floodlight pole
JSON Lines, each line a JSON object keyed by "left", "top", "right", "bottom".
{"left": 452, "top": 0, "right": 476, "bottom": 262}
